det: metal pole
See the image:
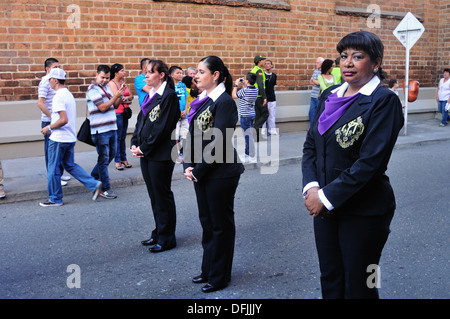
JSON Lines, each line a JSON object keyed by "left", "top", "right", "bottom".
{"left": 404, "top": 25, "right": 410, "bottom": 136}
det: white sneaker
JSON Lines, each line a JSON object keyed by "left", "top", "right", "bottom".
{"left": 100, "top": 190, "right": 117, "bottom": 199}
{"left": 92, "top": 182, "right": 102, "bottom": 201}
{"left": 244, "top": 155, "right": 257, "bottom": 163}
{"left": 61, "top": 180, "right": 68, "bottom": 186}
{"left": 248, "top": 156, "right": 257, "bottom": 163}
{"left": 61, "top": 175, "right": 71, "bottom": 181}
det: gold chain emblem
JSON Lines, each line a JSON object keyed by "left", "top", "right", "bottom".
{"left": 335, "top": 116, "right": 364, "bottom": 148}
{"left": 197, "top": 106, "right": 214, "bottom": 133}
{"left": 149, "top": 104, "right": 161, "bottom": 122}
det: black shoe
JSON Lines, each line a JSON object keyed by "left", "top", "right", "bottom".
{"left": 201, "top": 283, "right": 227, "bottom": 293}
{"left": 39, "top": 200, "right": 63, "bottom": 207}
{"left": 149, "top": 243, "right": 176, "bottom": 253}
{"left": 141, "top": 238, "right": 157, "bottom": 246}
{"left": 192, "top": 275, "right": 208, "bottom": 284}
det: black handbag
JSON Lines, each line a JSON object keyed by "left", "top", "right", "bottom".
{"left": 123, "top": 106, "right": 132, "bottom": 119}
{"left": 77, "top": 117, "right": 95, "bottom": 146}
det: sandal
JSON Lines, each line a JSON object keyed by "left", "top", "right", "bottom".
{"left": 115, "top": 162, "right": 124, "bottom": 170}
{"left": 121, "top": 161, "right": 132, "bottom": 168}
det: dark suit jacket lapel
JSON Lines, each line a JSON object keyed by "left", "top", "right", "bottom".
{"left": 199, "top": 97, "right": 215, "bottom": 114}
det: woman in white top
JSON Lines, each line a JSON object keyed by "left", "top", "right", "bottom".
{"left": 437, "top": 68, "right": 450, "bottom": 126}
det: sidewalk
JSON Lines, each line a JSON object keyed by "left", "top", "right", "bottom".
{"left": 1, "top": 119, "right": 449, "bottom": 205}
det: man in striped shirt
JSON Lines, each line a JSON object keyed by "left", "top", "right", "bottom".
{"left": 308, "top": 57, "right": 324, "bottom": 126}
{"left": 37, "top": 58, "right": 71, "bottom": 186}
{"left": 86, "top": 65, "right": 125, "bottom": 199}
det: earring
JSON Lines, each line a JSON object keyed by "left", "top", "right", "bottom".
{"left": 374, "top": 68, "right": 378, "bottom": 73}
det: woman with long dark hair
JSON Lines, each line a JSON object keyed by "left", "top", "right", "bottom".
{"left": 183, "top": 56, "right": 244, "bottom": 293}
{"left": 109, "top": 63, "right": 134, "bottom": 170}
{"left": 130, "top": 60, "right": 180, "bottom": 253}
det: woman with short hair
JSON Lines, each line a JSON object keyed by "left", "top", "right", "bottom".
{"left": 302, "top": 31, "right": 404, "bottom": 298}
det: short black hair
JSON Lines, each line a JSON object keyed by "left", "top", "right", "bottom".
{"left": 97, "top": 64, "right": 110, "bottom": 74}
{"left": 246, "top": 72, "right": 257, "bottom": 86}
{"left": 44, "top": 58, "right": 59, "bottom": 71}
{"left": 388, "top": 78, "right": 398, "bottom": 88}
{"left": 182, "top": 75, "right": 193, "bottom": 88}
{"left": 140, "top": 58, "right": 151, "bottom": 69}
{"left": 337, "top": 31, "right": 385, "bottom": 80}
{"left": 444, "top": 68, "right": 450, "bottom": 74}
{"left": 169, "top": 65, "right": 182, "bottom": 74}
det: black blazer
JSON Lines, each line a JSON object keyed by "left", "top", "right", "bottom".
{"left": 130, "top": 84, "right": 180, "bottom": 161}
{"left": 183, "top": 91, "right": 245, "bottom": 181}
{"left": 302, "top": 83, "right": 404, "bottom": 216}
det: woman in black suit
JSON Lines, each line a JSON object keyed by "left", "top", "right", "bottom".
{"left": 130, "top": 60, "right": 180, "bottom": 253}
{"left": 183, "top": 56, "right": 245, "bottom": 293}
{"left": 302, "top": 31, "right": 404, "bottom": 298}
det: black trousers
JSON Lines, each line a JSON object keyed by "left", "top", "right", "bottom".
{"left": 253, "top": 97, "right": 269, "bottom": 141}
{"left": 140, "top": 158, "right": 176, "bottom": 248}
{"left": 313, "top": 211, "right": 394, "bottom": 299}
{"left": 193, "top": 175, "right": 240, "bottom": 286}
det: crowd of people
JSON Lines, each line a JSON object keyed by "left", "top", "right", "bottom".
{"left": 1, "top": 30, "right": 448, "bottom": 298}
{"left": 27, "top": 53, "right": 279, "bottom": 293}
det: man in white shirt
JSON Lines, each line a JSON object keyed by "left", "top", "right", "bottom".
{"left": 39, "top": 68, "right": 102, "bottom": 207}
{"left": 37, "top": 58, "right": 71, "bottom": 186}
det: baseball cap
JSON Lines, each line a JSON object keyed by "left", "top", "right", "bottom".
{"left": 254, "top": 55, "right": 266, "bottom": 64}
{"left": 48, "top": 68, "right": 66, "bottom": 80}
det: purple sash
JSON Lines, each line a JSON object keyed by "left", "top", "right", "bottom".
{"left": 187, "top": 96, "right": 211, "bottom": 124}
{"left": 140, "top": 93, "right": 159, "bottom": 116}
{"left": 318, "top": 92, "right": 360, "bottom": 135}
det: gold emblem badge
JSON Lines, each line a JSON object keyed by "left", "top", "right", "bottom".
{"left": 335, "top": 116, "right": 364, "bottom": 148}
{"left": 197, "top": 106, "right": 214, "bottom": 133}
{"left": 149, "top": 104, "right": 161, "bottom": 122}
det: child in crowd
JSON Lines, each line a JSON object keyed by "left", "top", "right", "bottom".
{"left": 170, "top": 66, "right": 189, "bottom": 163}
{"left": 232, "top": 73, "right": 259, "bottom": 163}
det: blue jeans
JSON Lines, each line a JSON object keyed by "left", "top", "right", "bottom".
{"left": 41, "top": 121, "right": 51, "bottom": 168}
{"left": 240, "top": 116, "right": 255, "bottom": 157}
{"left": 115, "top": 113, "right": 129, "bottom": 163}
{"left": 438, "top": 100, "right": 450, "bottom": 125}
{"left": 309, "top": 97, "right": 320, "bottom": 126}
{"left": 47, "top": 140, "right": 100, "bottom": 203}
{"left": 91, "top": 130, "right": 117, "bottom": 191}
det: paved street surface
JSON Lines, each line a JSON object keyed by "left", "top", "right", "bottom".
{"left": 1, "top": 139, "right": 449, "bottom": 303}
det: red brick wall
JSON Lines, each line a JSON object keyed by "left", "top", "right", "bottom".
{"left": 0, "top": 0, "right": 447, "bottom": 101}
{"left": 437, "top": 1, "right": 450, "bottom": 83}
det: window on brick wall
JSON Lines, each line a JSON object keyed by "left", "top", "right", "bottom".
{"left": 153, "top": 0, "right": 291, "bottom": 11}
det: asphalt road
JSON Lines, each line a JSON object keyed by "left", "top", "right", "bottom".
{"left": 0, "top": 141, "right": 449, "bottom": 302}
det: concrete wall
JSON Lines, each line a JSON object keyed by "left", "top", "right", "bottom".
{"left": 0, "top": 87, "right": 438, "bottom": 160}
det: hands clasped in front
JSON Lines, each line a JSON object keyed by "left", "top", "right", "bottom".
{"left": 303, "top": 186, "right": 325, "bottom": 218}
{"left": 130, "top": 145, "right": 144, "bottom": 158}
{"left": 184, "top": 167, "right": 197, "bottom": 182}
